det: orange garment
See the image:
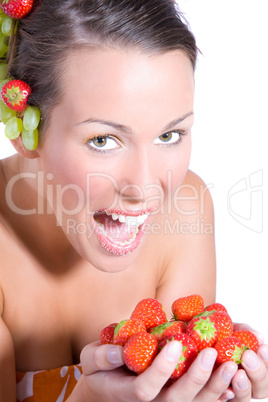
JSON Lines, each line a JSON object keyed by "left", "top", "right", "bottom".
{"left": 16, "top": 364, "right": 82, "bottom": 402}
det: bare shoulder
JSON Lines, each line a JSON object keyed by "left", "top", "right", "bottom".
{"left": 0, "top": 285, "right": 16, "bottom": 400}
{"left": 147, "top": 169, "right": 215, "bottom": 252}
{"left": 155, "top": 170, "right": 216, "bottom": 309}
{"left": 157, "top": 169, "right": 214, "bottom": 240}
{"left": 181, "top": 169, "right": 209, "bottom": 188}
{"left": 176, "top": 169, "right": 214, "bottom": 217}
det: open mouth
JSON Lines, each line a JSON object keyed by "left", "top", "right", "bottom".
{"left": 93, "top": 210, "right": 150, "bottom": 255}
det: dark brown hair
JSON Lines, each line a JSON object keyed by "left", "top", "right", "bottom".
{"left": 8, "top": 0, "right": 197, "bottom": 135}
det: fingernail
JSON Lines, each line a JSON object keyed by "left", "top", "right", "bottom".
{"left": 107, "top": 346, "right": 124, "bottom": 365}
{"left": 165, "top": 341, "right": 182, "bottom": 363}
{"left": 237, "top": 372, "right": 249, "bottom": 390}
{"left": 200, "top": 348, "right": 217, "bottom": 371}
{"left": 221, "top": 389, "right": 235, "bottom": 400}
{"left": 221, "top": 364, "right": 238, "bottom": 384}
{"left": 259, "top": 346, "right": 268, "bottom": 362}
{"left": 243, "top": 352, "right": 261, "bottom": 371}
{"left": 225, "top": 389, "right": 235, "bottom": 399}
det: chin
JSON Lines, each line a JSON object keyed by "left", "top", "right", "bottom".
{"left": 84, "top": 240, "right": 143, "bottom": 273}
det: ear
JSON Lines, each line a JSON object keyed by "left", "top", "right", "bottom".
{"left": 10, "top": 134, "right": 40, "bottom": 159}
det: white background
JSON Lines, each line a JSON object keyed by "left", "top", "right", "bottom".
{"left": 181, "top": 3, "right": 268, "bottom": 398}
{"left": 0, "top": 0, "right": 267, "bottom": 394}
{"left": 178, "top": 0, "right": 268, "bottom": 366}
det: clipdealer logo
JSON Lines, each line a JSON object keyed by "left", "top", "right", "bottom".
{"left": 227, "top": 170, "right": 263, "bottom": 233}
{"left": 4, "top": 170, "right": 215, "bottom": 239}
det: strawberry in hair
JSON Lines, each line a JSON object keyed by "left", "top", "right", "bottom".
{"left": 1, "top": 0, "right": 34, "bottom": 19}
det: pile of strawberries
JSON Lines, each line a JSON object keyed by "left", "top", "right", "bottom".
{"left": 100, "top": 295, "right": 259, "bottom": 379}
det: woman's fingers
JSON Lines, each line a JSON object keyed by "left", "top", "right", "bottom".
{"left": 231, "top": 369, "right": 252, "bottom": 401}
{"left": 132, "top": 340, "right": 182, "bottom": 400}
{"left": 80, "top": 341, "right": 124, "bottom": 375}
{"left": 84, "top": 340, "right": 182, "bottom": 402}
{"left": 80, "top": 340, "right": 268, "bottom": 402}
{"left": 217, "top": 388, "right": 235, "bottom": 401}
{"left": 240, "top": 348, "right": 268, "bottom": 399}
{"left": 163, "top": 348, "right": 218, "bottom": 401}
{"left": 258, "top": 344, "right": 268, "bottom": 366}
{"left": 195, "top": 361, "right": 238, "bottom": 402}
{"left": 81, "top": 340, "right": 183, "bottom": 402}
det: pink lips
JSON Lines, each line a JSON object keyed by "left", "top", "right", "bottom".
{"left": 93, "top": 209, "right": 152, "bottom": 256}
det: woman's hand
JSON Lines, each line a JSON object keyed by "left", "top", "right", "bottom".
{"left": 229, "top": 323, "right": 268, "bottom": 401}
{"left": 80, "top": 341, "right": 240, "bottom": 401}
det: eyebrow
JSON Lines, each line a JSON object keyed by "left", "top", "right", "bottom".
{"left": 76, "top": 111, "right": 194, "bottom": 134}
{"left": 163, "top": 112, "right": 194, "bottom": 131}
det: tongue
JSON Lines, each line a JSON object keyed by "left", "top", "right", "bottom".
{"left": 96, "top": 214, "right": 137, "bottom": 242}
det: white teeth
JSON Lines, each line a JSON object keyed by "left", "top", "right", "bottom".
{"left": 106, "top": 211, "right": 149, "bottom": 227}
{"left": 125, "top": 214, "right": 149, "bottom": 227}
{"left": 118, "top": 215, "right": 126, "bottom": 223}
{"left": 136, "top": 213, "right": 149, "bottom": 226}
{"left": 126, "top": 216, "right": 138, "bottom": 227}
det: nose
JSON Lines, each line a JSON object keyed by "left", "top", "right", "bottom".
{"left": 117, "top": 148, "right": 163, "bottom": 208}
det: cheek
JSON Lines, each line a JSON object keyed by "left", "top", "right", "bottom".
{"left": 86, "top": 175, "right": 119, "bottom": 210}
{"left": 42, "top": 139, "right": 89, "bottom": 190}
{"left": 40, "top": 148, "right": 88, "bottom": 216}
{"left": 162, "top": 136, "right": 192, "bottom": 193}
{"left": 44, "top": 156, "right": 120, "bottom": 214}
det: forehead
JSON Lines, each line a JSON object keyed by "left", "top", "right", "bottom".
{"left": 60, "top": 48, "right": 194, "bottom": 126}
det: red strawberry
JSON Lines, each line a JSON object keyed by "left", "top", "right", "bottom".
{"left": 150, "top": 321, "right": 187, "bottom": 343}
{"left": 1, "top": 80, "right": 31, "bottom": 111}
{"left": 130, "top": 298, "right": 167, "bottom": 330}
{"left": 123, "top": 332, "right": 158, "bottom": 374}
{"left": 172, "top": 294, "right": 204, "bottom": 322}
{"left": 159, "top": 333, "right": 198, "bottom": 379}
{"left": 113, "top": 319, "right": 147, "bottom": 346}
{"left": 100, "top": 323, "right": 118, "bottom": 345}
{"left": 197, "top": 310, "right": 233, "bottom": 341}
{"left": 186, "top": 315, "right": 218, "bottom": 351}
{"left": 233, "top": 330, "right": 259, "bottom": 353}
{"left": 214, "top": 336, "right": 244, "bottom": 365}
{"left": 204, "top": 303, "right": 228, "bottom": 313}
{"left": 1, "top": 0, "right": 34, "bottom": 19}
{"left": 209, "top": 311, "right": 233, "bottom": 341}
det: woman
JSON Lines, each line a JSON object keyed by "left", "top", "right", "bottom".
{"left": 0, "top": 0, "right": 267, "bottom": 400}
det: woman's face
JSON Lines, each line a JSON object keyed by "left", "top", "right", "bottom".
{"left": 38, "top": 48, "right": 195, "bottom": 272}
